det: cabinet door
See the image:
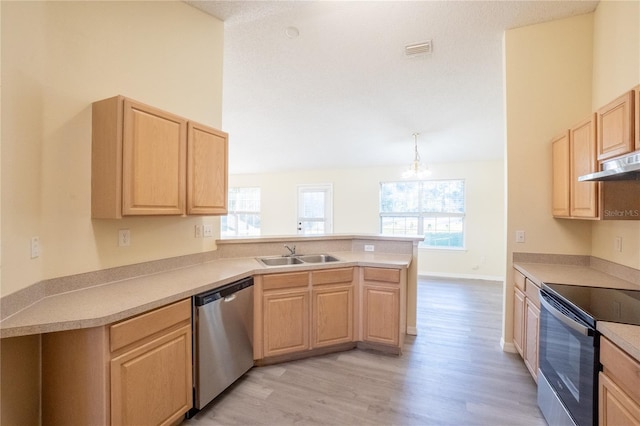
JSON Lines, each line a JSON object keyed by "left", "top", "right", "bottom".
{"left": 312, "top": 285, "right": 354, "bottom": 348}
{"left": 635, "top": 85, "right": 640, "bottom": 151}
{"left": 513, "top": 287, "right": 525, "bottom": 357}
{"left": 122, "top": 98, "right": 187, "bottom": 215}
{"left": 570, "top": 115, "right": 599, "bottom": 218}
{"left": 524, "top": 299, "right": 540, "bottom": 382}
{"left": 599, "top": 372, "right": 640, "bottom": 426}
{"left": 597, "top": 91, "right": 634, "bottom": 161}
{"left": 263, "top": 290, "right": 310, "bottom": 357}
{"left": 187, "top": 122, "right": 228, "bottom": 215}
{"left": 110, "top": 324, "right": 192, "bottom": 426}
{"left": 362, "top": 285, "right": 400, "bottom": 346}
{"left": 552, "top": 131, "right": 571, "bottom": 217}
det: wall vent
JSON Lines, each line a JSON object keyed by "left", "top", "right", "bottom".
{"left": 405, "top": 40, "right": 433, "bottom": 56}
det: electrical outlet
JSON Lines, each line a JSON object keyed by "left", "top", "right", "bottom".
{"left": 195, "top": 225, "right": 203, "bottom": 238}
{"left": 515, "top": 230, "right": 525, "bottom": 243}
{"left": 614, "top": 236, "right": 622, "bottom": 252}
{"left": 364, "top": 244, "right": 375, "bottom": 252}
{"left": 118, "top": 229, "right": 131, "bottom": 247}
{"left": 203, "top": 224, "right": 213, "bottom": 238}
{"left": 31, "top": 236, "right": 41, "bottom": 259}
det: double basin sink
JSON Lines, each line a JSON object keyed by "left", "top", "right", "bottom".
{"left": 258, "top": 254, "right": 340, "bottom": 267}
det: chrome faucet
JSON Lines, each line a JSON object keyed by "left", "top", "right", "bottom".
{"left": 284, "top": 244, "right": 297, "bottom": 257}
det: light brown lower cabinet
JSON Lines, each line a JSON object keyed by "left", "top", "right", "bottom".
{"left": 513, "top": 285, "right": 526, "bottom": 356}
{"left": 254, "top": 266, "right": 405, "bottom": 362}
{"left": 361, "top": 267, "right": 404, "bottom": 348}
{"left": 312, "top": 268, "right": 354, "bottom": 348}
{"left": 256, "top": 268, "right": 356, "bottom": 359}
{"left": 42, "top": 299, "right": 192, "bottom": 426}
{"left": 512, "top": 269, "right": 540, "bottom": 382}
{"left": 599, "top": 337, "right": 640, "bottom": 426}
{"left": 523, "top": 298, "right": 540, "bottom": 380}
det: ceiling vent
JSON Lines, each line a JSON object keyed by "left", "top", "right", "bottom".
{"left": 405, "top": 40, "right": 433, "bottom": 56}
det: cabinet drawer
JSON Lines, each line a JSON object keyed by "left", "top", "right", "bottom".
{"left": 110, "top": 299, "right": 191, "bottom": 352}
{"left": 600, "top": 337, "right": 640, "bottom": 403}
{"left": 312, "top": 268, "right": 354, "bottom": 286}
{"left": 263, "top": 271, "right": 309, "bottom": 291}
{"left": 525, "top": 278, "right": 540, "bottom": 308}
{"left": 363, "top": 267, "right": 400, "bottom": 284}
{"left": 514, "top": 270, "right": 526, "bottom": 291}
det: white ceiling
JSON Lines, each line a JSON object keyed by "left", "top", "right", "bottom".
{"left": 186, "top": 1, "right": 598, "bottom": 175}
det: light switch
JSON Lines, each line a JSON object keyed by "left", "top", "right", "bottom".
{"left": 515, "top": 230, "right": 525, "bottom": 243}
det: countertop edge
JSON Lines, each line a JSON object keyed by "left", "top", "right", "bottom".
{"left": 1, "top": 253, "right": 411, "bottom": 338}
{"left": 597, "top": 322, "right": 640, "bottom": 362}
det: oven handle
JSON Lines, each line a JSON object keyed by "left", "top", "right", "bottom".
{"left": 539, "top": 293, "right": 591, "bottom": 336}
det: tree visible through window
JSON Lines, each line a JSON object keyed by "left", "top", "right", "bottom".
{"left": 380, "top": 180, "right": 465, "bottom": 248}
{"left": 221, "top": 187, "right": 261, "bottom": 237}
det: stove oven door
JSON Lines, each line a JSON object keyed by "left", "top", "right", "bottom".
{"left": 538, "top": 290, "right": 599, "bottom": 426}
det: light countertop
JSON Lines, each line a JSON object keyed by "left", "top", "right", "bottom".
{"left": 0, "top": 251, "right": 412, "bottom": 338}
{"left": 514, "top": 261, "right": 640, "bottom": 362}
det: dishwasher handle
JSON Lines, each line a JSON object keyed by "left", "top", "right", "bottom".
{"left": 194, "top": 277, "right": 254, "bottom": 307}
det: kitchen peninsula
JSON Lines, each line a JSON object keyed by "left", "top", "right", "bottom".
{"left": 0, "top": 234, "right": 420, "bottom": 338}
{"left": 1, "top": 234, "right": 420, "bottom": 425}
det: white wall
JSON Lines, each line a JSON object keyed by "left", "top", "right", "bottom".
{"left": 1, "top": 1, "right": 224, "bottom": 297}
{"left": 230, "top": 159, "right": 505, "bottom": 279}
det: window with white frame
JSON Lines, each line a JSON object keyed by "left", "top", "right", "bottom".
{"left": 379, "top": 179, "right": 465, "bottom": 249}
{"left": 221, "top": 187, "right": 261, "bottom": 237}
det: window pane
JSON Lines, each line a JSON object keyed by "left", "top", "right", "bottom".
{"left": 301, "top": 221, "right": 325, "bottom": 235}
{"left": 223, "top": 187, "right": 261, "bottom": 236}
{"left": 380, "top": 216, "right": 420, "bottom": 235}
{"left": 422, "top": 180, "right": 464, "bottom": 213}
{"left": 302, "top": 191, "right": 325, "bottom": 218}
{"left": 423, "top": 216, "right": 464, "bottom": 248}
{"left": 380, "top": 182, "right": 420, "bottom": 212}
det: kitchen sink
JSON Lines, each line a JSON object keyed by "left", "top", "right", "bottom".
{"left": 259, "top": 256, "right": 305, "bottom": 266}
{"left": 297, "top": 254, "right": 340, "bottom": 263}
{"left": 258, "top": 254, "right": 340, "bottom": 267}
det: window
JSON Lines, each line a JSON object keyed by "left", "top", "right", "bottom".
{"left": 380, "top": 180, "right": 465, "bottom": 249}
{"left": 221, "top": 187, "right": 261, "bottom": 237}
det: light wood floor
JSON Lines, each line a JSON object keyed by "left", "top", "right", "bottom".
{"left": 184, "top": 278, "right": 547, "bottom": 425}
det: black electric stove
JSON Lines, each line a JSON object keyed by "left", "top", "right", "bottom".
{"left": 538, "top": 283, "right": 640, "bottom": 426}
{"left": 543, "top": 282, "right": 640, "bottom": 327}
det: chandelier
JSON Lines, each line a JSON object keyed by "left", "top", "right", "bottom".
{"left": 402, "top": 133, "right": 431, "bottom": 179}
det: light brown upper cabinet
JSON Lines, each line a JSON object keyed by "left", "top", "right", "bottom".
{"left": 569, "top": 114, "right": 599, "bottom": 218}
{"left": 551, "top": 115, "right": 599, "bottom": 219}
{"left": 92, "top": 96, "right": 228, "bottom": 218}
{"left": 551, "top": 131, "right": 571, "bottom": 217}
{"left": 597, "top": 90, "right": 635, "bottom": 161}
{"left": 633, "top": 84, "right": 640, "bottom": 150}
{"left": 187, "top": 122, "right": 228, "bottom": 215}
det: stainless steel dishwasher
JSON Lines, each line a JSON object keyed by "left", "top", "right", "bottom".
{"left": 192, "top": 276, "right": 254, "bottom": 412}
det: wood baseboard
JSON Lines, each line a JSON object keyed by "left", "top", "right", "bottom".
{"left": 500, "top": 338, "right": 517, "bottom": 353}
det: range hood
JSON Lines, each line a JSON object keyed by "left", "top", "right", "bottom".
{"left": 578, "top": 152, "right": 640, "bottom": 182}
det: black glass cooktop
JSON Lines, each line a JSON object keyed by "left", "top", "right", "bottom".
{"left": 543, "top": 283, "right": 640, "bottom": 327}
